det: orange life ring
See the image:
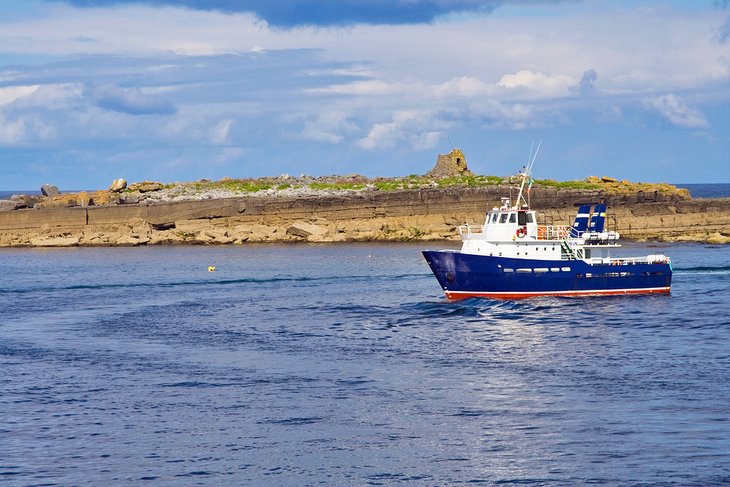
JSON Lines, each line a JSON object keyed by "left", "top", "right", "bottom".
{"left": 516, "top": 227, "right": 527, "bottom": 238}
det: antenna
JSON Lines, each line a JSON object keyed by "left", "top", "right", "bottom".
{"left": 514, "top": 140, "right": 541, "bottom": 209}
{"left": 526, "top": 139, "right": 541, "bottom": 176}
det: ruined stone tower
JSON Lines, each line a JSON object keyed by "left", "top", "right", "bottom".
{"left": 426, "top": 148, "right": 472, "bottom": 179}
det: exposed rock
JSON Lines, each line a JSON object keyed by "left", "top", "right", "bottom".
{"left": 119, "top": 192, "right": 141, "bottom": 205}
{"left": 148, "top": 230, "right": 186, "bottom": 245}
{"left": 248, "top": 224, "right": 278, "bottom": 241}
{"left": 706, "top": 232, "right": 730, "bottom": 245}
{"left": 426, "top": 148, "right": 471, "bottom": 179}
{"left": 202, "top": 228, "right": 236, "bottom": 244}
{"left": 129, "top": 181, "right": 164, "bottom": 193}
{"left": 109, "top": 178, "right": 127, "bottom": 192}
{"left": 0, "top": 200, "right": 16, "bottom": 212}
{"left": 286, "top": 221, "right": 329, "bottom": 239}
{"left": 601, "top": 176, "right": 618, "bottom": 183}
{"left": 11, "top": 194, "right": 43, "bottom": 209}
{"left": 115, "top": 234, "right": 146, "bottom": 246}
{"left": 1, "top": 183, "right": 729, "bottom": 246}
{"left": 30, "top": 234, "right": 80, "bottom": 247}
{"left": 35, "top": 194, "right": 79, "bottom": 208}
{"left": 77, "top": 191, "right": 91, "bottom": 208}
{"left": 152, "top": 222, "right": 176, "bottom": 231}
{"left": 41, "top": 184, "right": 60, "bottom": 197}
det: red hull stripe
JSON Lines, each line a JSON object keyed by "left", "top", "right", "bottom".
{"left": 445, "top": 286, "right": 671, "bottom": 300}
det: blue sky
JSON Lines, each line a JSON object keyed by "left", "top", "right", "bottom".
{"left": 1, "top": 0, "right": 729, "bottom": 190}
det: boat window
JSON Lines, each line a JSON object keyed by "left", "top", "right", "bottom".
{"left": 499, "top": 213, "right": 508, "bottom": 224}
{"left": 503, "top": 268, "right": 514, "bottom": 273}
{"left": 491, "top": 214, "right": 498, "bottom": 223}
{"left": 516, "top": 268, "right": 532, "bottom": 273}
{"left": 517, "top": 211, "right": 527, "bottom": 226}
{"left": 561, "top": 267, "right": 571, "bottom": 272}
{"left": 534, "top": 268, "right": 549, "bottom": 273}
{"left": 550, "top": 268, "right": 560, "bottom": 272}
{"left": 526, "top": 213, "right": 534, "bottom": 223}
{"left": 509, "top": 213, "right": 516, "bottom": 223}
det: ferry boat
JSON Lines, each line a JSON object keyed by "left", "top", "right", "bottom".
{"left": 422, "top": 156, "right": 672, "bottom": 300}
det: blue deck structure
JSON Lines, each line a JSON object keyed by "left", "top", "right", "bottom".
{"left": 570, "top": 204, "right": 591, "bottom": 237}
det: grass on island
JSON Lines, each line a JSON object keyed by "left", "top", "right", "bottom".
{"left": 158, "top": 172, "right": 688, "bottom": 199}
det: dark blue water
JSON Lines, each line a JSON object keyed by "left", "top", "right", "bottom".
{"left": 2, "top": 242, "right": 730, "bottom": 486}
{"left": 0, "top": 190, "right": 85, "bottom": 199}
{"left": 674, "top": 183, "right": 730, "bottom": 199}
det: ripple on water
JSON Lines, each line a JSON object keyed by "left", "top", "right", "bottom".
{"left": 1, "top": 243, "right": 729, "bottom": 485}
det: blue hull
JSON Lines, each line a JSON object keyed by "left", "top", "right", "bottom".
{"left": 422, "top": 250, "right": 672, "bottom": 299}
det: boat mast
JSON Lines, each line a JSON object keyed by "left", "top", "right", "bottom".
{"left": 513, "top": 140, "right": 541, "bottom": 210}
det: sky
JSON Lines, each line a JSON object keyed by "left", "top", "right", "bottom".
{"left": 1, "top": 0, "right": 730, "bottom": 190}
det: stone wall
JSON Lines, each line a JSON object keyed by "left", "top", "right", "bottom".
{"left": 0, "top": 186, "right": 728, "bottom": 246}
{"left": 426, "top": 148, "right": 471, "bottom": 178}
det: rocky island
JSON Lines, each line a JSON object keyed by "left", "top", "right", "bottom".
{"left": 1, "top": 149, "right": 729, "bottom": 247}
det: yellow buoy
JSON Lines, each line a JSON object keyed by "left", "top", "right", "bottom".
{"left": 208, "top": 266, "right": 216, "bottom": 272}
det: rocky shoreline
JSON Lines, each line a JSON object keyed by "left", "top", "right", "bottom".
{"left": 1, "top": 183, "right": 729, "bottom": 247}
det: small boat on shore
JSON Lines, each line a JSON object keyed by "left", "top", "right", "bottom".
{"left": 422, "top": 151, "right": 672, "bottom": 300}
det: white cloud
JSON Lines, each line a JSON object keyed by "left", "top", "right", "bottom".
{"left": 312, "top": 80, "right": 398, "bottom": 96}
{"left": 0, "top": 113, "right": 57, "bottom": 146}
{"left": 357, "top": 110, "right": 447, "bottom": 150}
{"left": 646, "top": 94, "right": 709, "bottom": 129}
{"left": 497, "top": 70, "right": 576, "bottom": 98}
{"left": 0, "top": 85, "right": 40, "bottom": 106}
{"left": 84, "top": 84, "right": 176, "bottom": 115}
{"left": 300, "top": 112, "right": 358, "bottom": 144}
{"left": 410, "top": 130, "right": 441, "bottom": 150}
{"left": 210, "top": 119, "right": 234, "bottom": 144}
{"left": 214, "top": 147, "right": 246, "bottom": 165}
{"left": 434, "top": 76, "right": 492, "bottom": 97}
{"left": 1, "top": 3, "right": 727, "bottom": 111}
{"left": 0, "top": 115, "right": 26, "bottom": 145}
{"left": 1, "top": 2, "right": 730, "bottom": 186}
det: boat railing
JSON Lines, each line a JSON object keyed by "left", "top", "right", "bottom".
{"left": 590, "top": 255, "right": 671, "bottom": 266}
{"left": 612, "top": 255, "right": 670, "bottom": 266}
{"left": 458, "top": 224, "right": 484, "bottom": 236}
{"left": 533, "top": 225, "right": 571, "bottom": 240}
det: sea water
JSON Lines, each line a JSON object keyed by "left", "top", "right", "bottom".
{"left": 1, "top": 242, "right": 730, "bottom": 486}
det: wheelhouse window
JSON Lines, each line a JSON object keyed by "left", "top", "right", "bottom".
{"left": 509, "top": 213, "right": 516, "bottom": 223}
{"left": 517, "top": 211, "right": 527, "bottom": 226}
{"left": 526, "top": 213, "right": 534, "bottom": 223}
{"left": 499, "top": 213, "right": 508, "bottom": 224}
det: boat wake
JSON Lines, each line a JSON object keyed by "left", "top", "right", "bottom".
{"left": 673, "top": 265, "right": 730, "bottom": 274}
